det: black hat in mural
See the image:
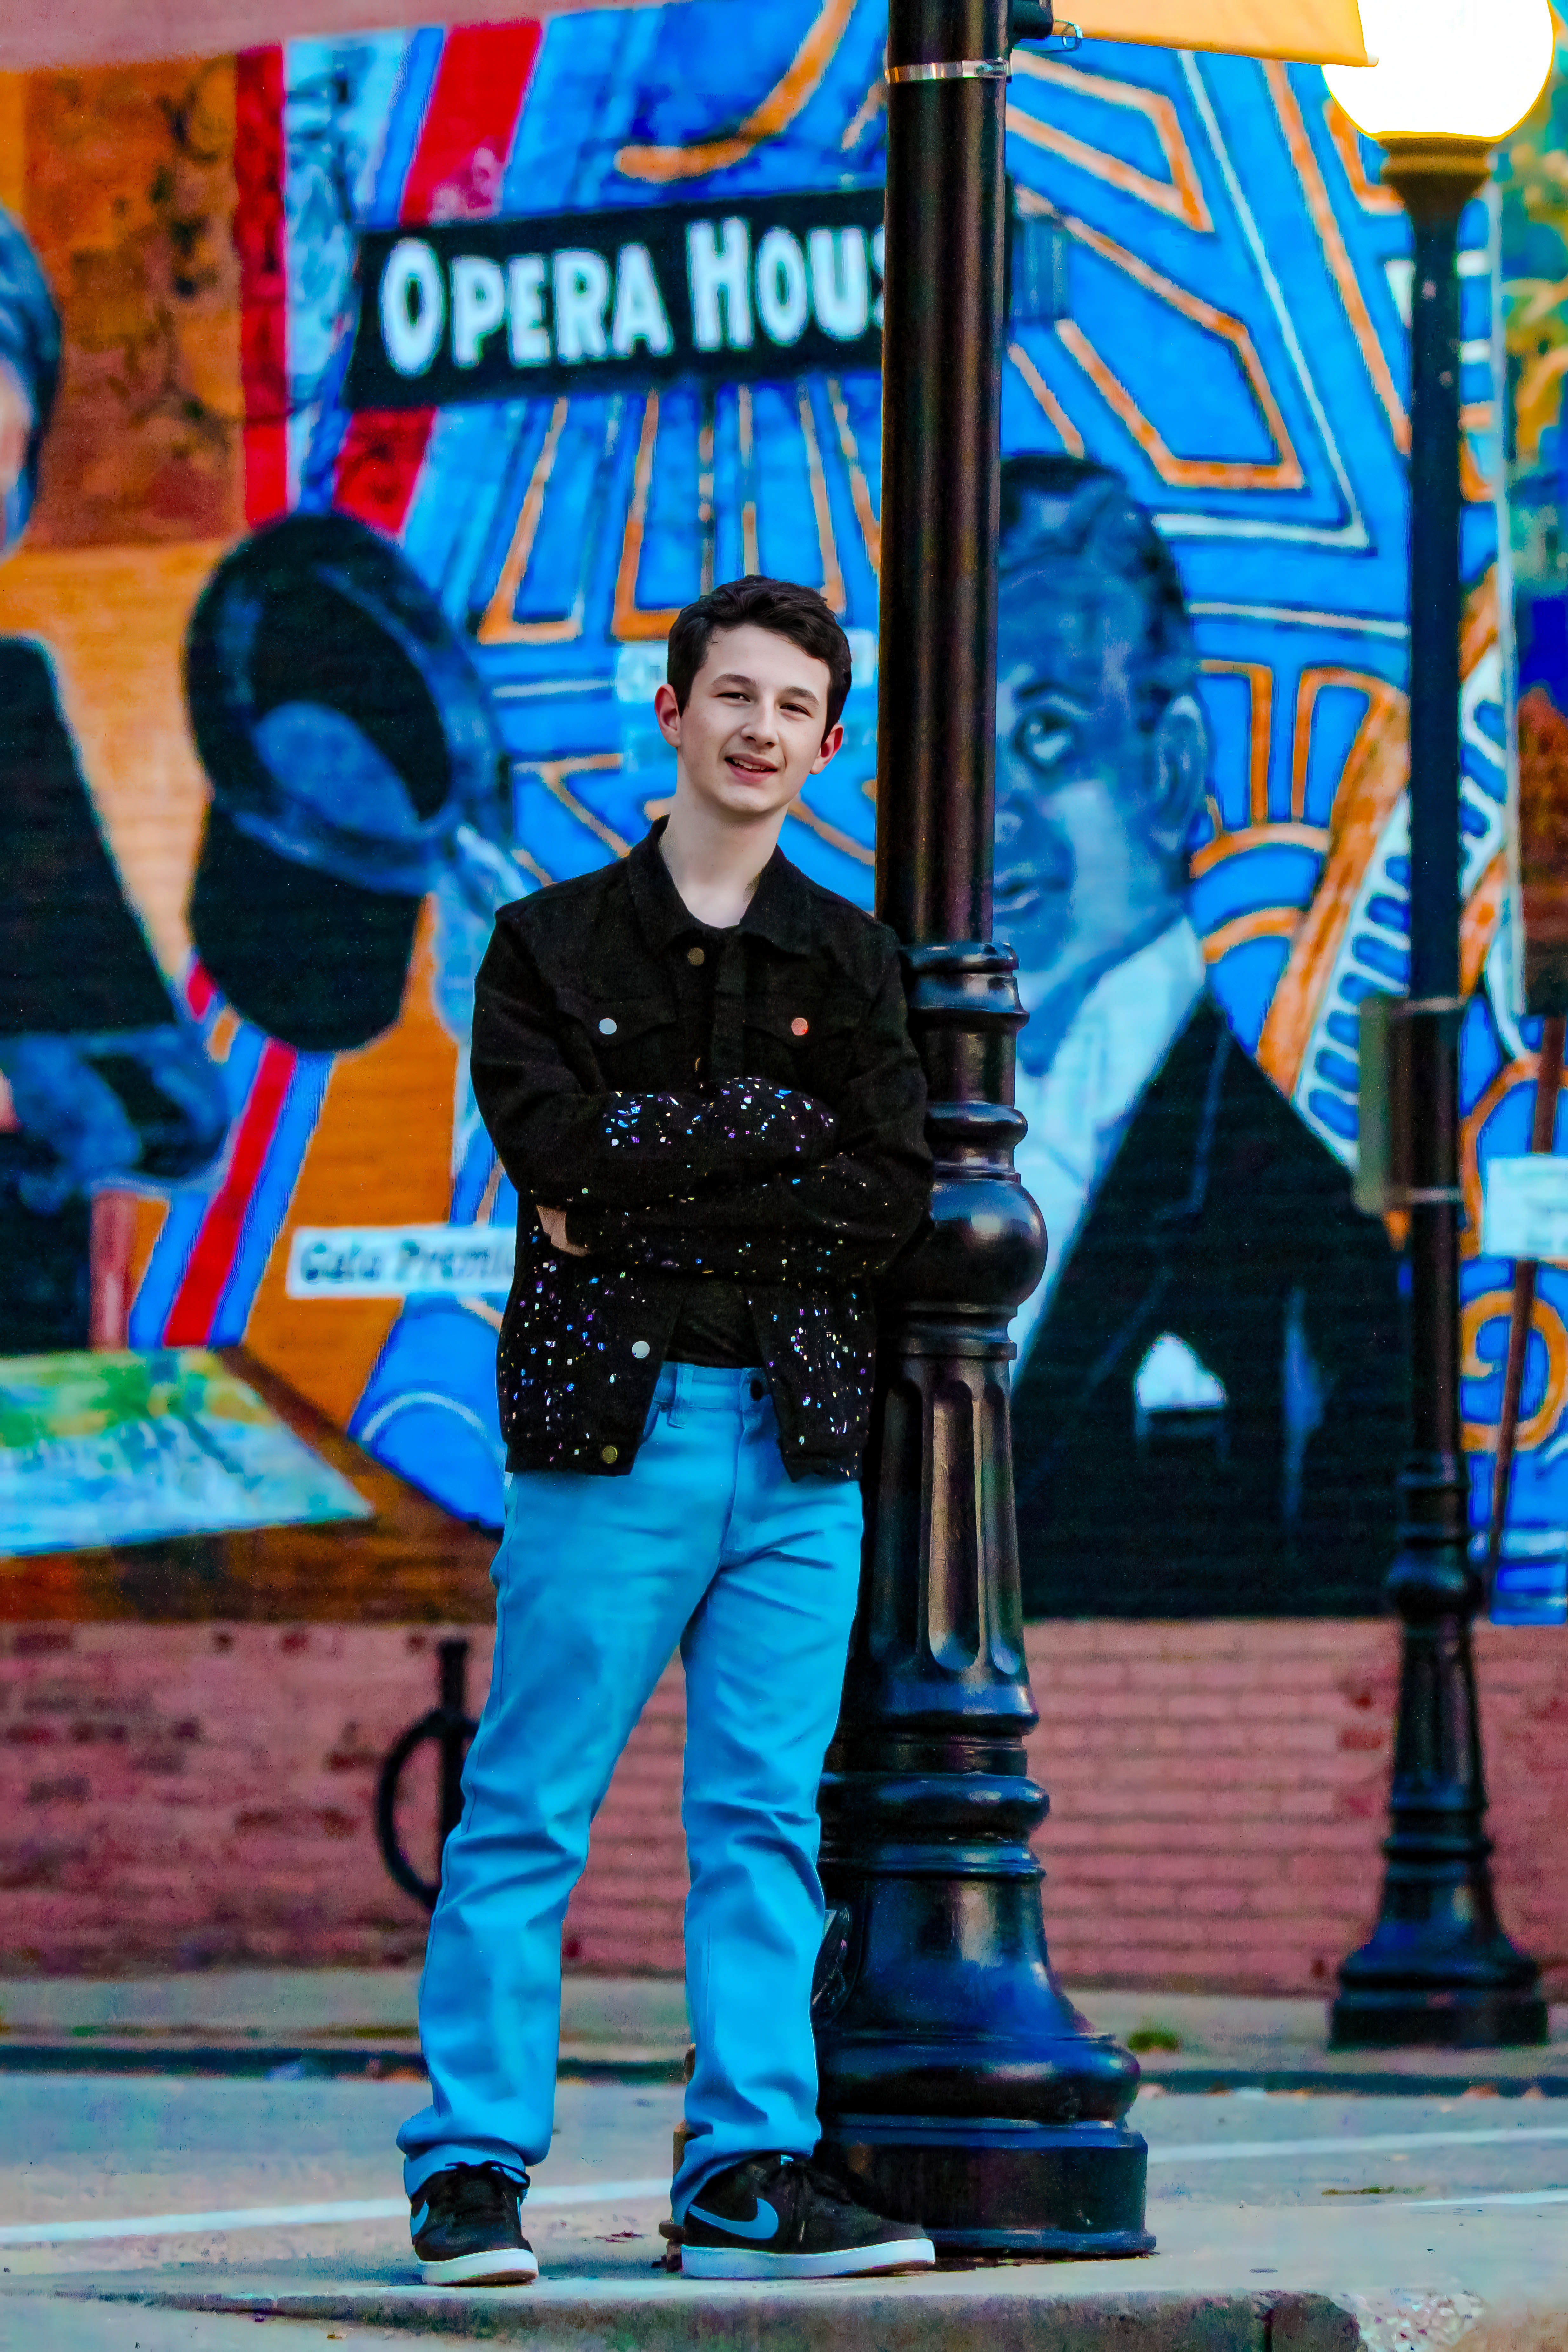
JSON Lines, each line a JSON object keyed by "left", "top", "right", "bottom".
{"left": 184, "top": 512, "right": 507, "bottom": 1054}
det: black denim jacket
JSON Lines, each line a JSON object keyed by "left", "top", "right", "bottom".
{"left": 471, "top": 824, "right": 931, "bottom": 1479}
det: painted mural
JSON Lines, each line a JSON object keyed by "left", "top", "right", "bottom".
{"left": 0, "top": 1347, "right": 369, "bottom": 1556}
{"left": 0, "top": 4, "right": 1557, "bottom": 1614}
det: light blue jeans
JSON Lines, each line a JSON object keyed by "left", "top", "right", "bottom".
{"left": 398, "top": 1362, "right": 863, "bottom": 2217}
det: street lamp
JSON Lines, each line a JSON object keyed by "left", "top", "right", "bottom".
{"left": 1325, "top": 0, "right": 1555, "bottom": 2047}
{"left": 811, "top": 0, "right": 1152, "bottom": 2257}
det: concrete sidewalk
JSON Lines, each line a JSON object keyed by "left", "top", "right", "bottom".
{"left": 6, "top": 2071, "right": 1568, "bottom": 2347}
{"left": 2, "top": 1972, "right": 1565, "bottom": 2092}
{"left": 33, "top": 2268, "right": 1502, "bottom": 2352}
{"left": 18, "top": 2179, "right": 1568, "bottom": 2349}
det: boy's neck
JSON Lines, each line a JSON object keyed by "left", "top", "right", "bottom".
{"left": 658, "top": 781, "right": 786, "bottom": 931}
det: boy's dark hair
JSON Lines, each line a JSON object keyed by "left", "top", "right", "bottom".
{"left": 667, "top": 576, "right": 852, "bottom": 738}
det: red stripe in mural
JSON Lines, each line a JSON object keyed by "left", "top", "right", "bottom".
{"left": 166, "top": 28, "right": 546, "bottom": 1344}
{"left": 332, "top": 407, "right": 442, "bottom": 537}
{"left": 333, "top": 21, "right": 545, "bottom": 533}
{"left": 163, "top": 1038, "right": 298, "bottom": 1345}
{"left": 185, "top": 959, "right": 216, "bottom": 1022}
{"left": 235, "top": 46, "right": 289, "bottom": 526}
{"left": 399, "top": 23, "right": 544, "bottom": 223}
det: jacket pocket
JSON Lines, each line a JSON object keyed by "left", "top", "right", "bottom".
{"left": 554, "top": 986, "right": 680, "bottom": 1076}
{"left": 744, "top": 996, "right": 864, "bottom": 1092}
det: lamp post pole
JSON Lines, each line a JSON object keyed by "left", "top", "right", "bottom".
{"left": 1331, "top": 139, "right": 1547, "bottom": 2049}
{"left": 812, "top": 0, "right": 1150, "bottom": 2255}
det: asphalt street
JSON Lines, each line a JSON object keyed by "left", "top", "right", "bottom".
{"left": 3, "top": 2076, "right": 1567, "bottom": 2343}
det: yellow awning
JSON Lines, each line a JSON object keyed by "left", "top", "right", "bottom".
{"left": 1071, "top": 0, "right": 1370, "bottom": 65}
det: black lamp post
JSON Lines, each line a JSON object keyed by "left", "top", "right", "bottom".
{"left": 812, "top": 0, "right": 1151, "bottom": 2255}
{"left": 1329, "top": 124, "right": 1548, "bottom": 2048}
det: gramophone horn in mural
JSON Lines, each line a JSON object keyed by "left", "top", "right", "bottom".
{"left": 184, "top": 513, "right": 508, "bottom": 1054}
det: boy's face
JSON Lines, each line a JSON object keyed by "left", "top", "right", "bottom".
{"left": 654, "top": 623, "right": 843, "bottom": 827}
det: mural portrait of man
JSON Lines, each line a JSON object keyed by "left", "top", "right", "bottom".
{"left": 996, "top": 453, "right": 1209, "bottom": 1354}
{"left": 997, "top": 454, "right": 1407, "bottom": 1619}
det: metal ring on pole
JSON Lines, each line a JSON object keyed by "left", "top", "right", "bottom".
{"left": 886, "top": 58, "right": 1012, "bottom": 81}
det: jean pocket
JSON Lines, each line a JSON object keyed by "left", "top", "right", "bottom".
{"left": 641, "top": 1395, "right": 663, "bottom": 1443}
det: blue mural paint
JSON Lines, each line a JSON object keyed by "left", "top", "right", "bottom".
{"left": 3, "top": 5, "right": 1561, "bottom": 1603}
{"left": 262, "top": 5, "right": 1540, "bottom": 1582}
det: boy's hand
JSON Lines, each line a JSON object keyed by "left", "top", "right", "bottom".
{"left": 536, "top": 1203, "right": 588, "bottom": 1257}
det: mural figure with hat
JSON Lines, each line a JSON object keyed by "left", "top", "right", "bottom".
{"left": 0, "top": 205, "right": 227, "bottom": 1356}
{"left": 184, "top": 510, "right": 519, "bottom": 1060}
{"left": 995, "top": 452, "right": 1406, "bottom": 1616}
{"left": 180, "top": 506, "right": 530, "bottom": 1521}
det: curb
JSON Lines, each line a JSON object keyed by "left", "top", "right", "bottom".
{"left": 0, "top": 2042, "right": 1562, "bottom": 2096}
{"left": 53, "top": 2282, "right": 1370, "bottom": 2350}
{"left": 0, "top": 2044, "right": 684, "bottom": 2084}
{"left": 1138, "top": 2065, "right": 1568, "bottom": 2098}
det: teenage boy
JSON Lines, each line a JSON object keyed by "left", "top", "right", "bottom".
{"left": 399, "top": 576, "right": 935, "bottom": 2285}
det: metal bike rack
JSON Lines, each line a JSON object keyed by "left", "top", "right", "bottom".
{"left": 375, "top": 1637, "right": 478, "bottom": 1913}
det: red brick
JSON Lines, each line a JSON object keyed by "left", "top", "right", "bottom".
{"left": 0, "top": 1618, "right": 1559, "bottom": 1994}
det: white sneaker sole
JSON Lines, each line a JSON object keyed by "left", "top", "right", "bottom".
{"left": 680, "top": 2235, "right": 935, "bottom": 2281}
{"left": 417, "top": 2247, "right": 539, "bottom": 2287}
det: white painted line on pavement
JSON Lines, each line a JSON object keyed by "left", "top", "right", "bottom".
{"left": 10, "top": 2128, "right": 1568, "bottom": 2248}
{"left": 1406, "top": 2188, "right": 1568, "bottom": 2209}
{"left": 0, "top": 2200, "right": 405, "bottom": 2246}
{"left": 0, "top": 2178, "right": 669, "bottom": 2248}
{"left": 1149, "top": 2124, "right": 1568, "bottom": 2166}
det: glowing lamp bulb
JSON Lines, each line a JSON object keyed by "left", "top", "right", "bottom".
{"left": 1325, "top": 0, "right": 1554, "bottom": 145}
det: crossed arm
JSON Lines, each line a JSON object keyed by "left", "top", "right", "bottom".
{"left": 471, "top": 919, "right": 931, "bottom": 1287}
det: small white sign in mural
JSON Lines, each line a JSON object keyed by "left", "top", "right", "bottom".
{"left": 1482, "top": 1159, "right": 1568, "bottom": 1264}
{"left": 286, "top": 1224, "right": 518, "bottom": 1300}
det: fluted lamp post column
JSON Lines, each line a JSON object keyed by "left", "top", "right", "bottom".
{"left": 1325, "top": 0, "right": 1554, "bottom": 2048}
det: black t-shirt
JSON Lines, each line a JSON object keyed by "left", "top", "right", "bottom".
{"left": 665, "top": 913, "right": 760, "bottom": 1370}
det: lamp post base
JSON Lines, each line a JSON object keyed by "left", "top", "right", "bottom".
{"left": 817, "top": 2114, "right": 1153, "bottom": 2258}
{"left": 1332, "top": 1962, "right": 1548, "bottom": 2050}
{"left": 1331, "top": 1987, "right": 1548, "bottom": 2049}
{"left": 1333, "top": 1872, "right": 1547, "bottom": 2046}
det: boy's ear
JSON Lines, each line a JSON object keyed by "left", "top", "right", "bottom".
{"left": 811, "top": 721, "right": 846, "bottom": 774}
{"left": 654, "top": 681, "right": 682, "bottom": 749}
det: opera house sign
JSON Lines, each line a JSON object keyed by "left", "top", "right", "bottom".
{"left": 347, "top": 190, "right": 885, "bottom": 409}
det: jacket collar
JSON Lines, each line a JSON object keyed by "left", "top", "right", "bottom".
{"left": 626, "top": 818, "right": 814, "bottom": 956}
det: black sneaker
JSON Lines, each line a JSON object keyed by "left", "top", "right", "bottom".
{"left": 680, "top": 2153, "right": 935, "bottom": 2281}
{"left": 410, "top": 2162, "right": 538, "bottom": 2287}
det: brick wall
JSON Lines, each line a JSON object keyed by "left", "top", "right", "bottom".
{"left": 1028, "top": 1620, "right": 1567, "bottom": 1994}
{"left": 0, "top": 1622, "right": 684, "bottom": 1977}
{"left": 0, "top": 1617, "right": 1563, "bottom": 1992}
